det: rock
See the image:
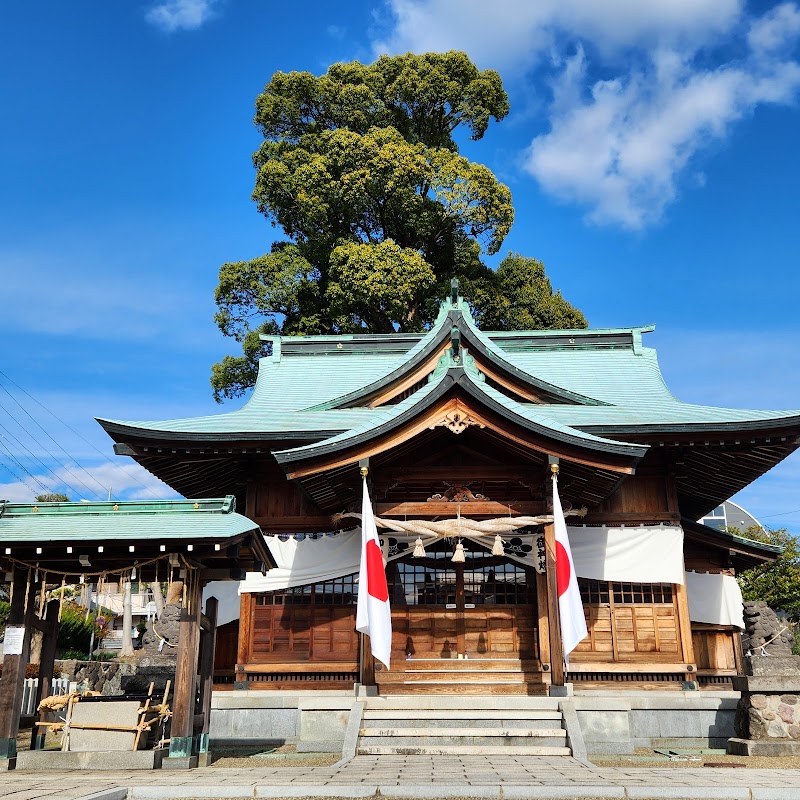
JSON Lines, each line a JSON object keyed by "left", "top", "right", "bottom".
{"left": 781, "top": 694, "right": 798, "bottom": 705}
{"left": 768, "top": 720, "right": 787, "bottom": 738}
{"left": 751, "top": 694, "right": 768, "bottom": 709}
{"left": 779, "top": 704, "right": 796, "bottom": 724}
{"left": 789, "top": 725, "right": 800, "bottom": 739}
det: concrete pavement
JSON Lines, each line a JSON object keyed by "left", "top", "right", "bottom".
{"left": 0, "top": 755, "right": 799, "bottom": 800}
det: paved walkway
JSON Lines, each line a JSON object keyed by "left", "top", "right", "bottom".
{"left": 1, "top": 755, "right": 800, "bottom": 800}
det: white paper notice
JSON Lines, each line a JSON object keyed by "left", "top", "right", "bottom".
{"left": 3, "top": 627, "right": 24, "bottom": 656}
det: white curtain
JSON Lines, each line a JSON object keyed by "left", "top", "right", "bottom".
{"left": 567, "top": 525, "right": 685, "bottom": 585}
{"left": 239, "top": 528, "right": 543, "bottom": 594}
{"left": 202, "top": 581, "right": 241, "bottom": 626}
{"left": 685, "top": 571, "right": 745, "bottom": 628}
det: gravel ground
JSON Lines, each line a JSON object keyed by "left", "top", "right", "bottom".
{"left": 590, "top": 747, "right": 800, "bottom": 769}
{"left": 209, "top": 743, "right": 340, "bottom": 768}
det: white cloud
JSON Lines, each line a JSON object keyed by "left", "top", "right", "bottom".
{"left": 375, "top": 2, "right": 800, "bottom": 229}
{"left": 0, "top": 460, "right": 180, "bottom": 503}
{"left": 525, "top": 41, "right": 800, "bottom": 228}
{"left": 145, "top": 0, "right": 220, "bottom": 33}
{"left": 375, "top": 0, "right": 742, "bottom": 71}
{"left": 748, "top": 2, "right": 800, "bottom": 55}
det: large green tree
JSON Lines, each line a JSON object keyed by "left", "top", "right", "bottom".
{"left": 736, "top": 527, "right": 800, "bottom": 621}
{"left": 212, "top": 51, "right": 585, "bottom": 401}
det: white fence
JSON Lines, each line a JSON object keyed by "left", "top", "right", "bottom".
{"left": 21, "top": 677, "right": 70, "bottom": 716}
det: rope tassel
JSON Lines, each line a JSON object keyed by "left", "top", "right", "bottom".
{"left": 451, "top": 540, "right": 465, "bottom": 563}
{"left": 491, "top": 535, "right": 505, "bottom": 556}
{"left": 412, "top": 537, "right": 426, "bottom": 558}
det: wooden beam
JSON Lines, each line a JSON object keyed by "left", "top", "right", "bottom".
{"left": 196, "top": 595, "right": 218, "bottom": 767}
{"left": 543, "top": 520, "right": 565, "bottom": 687}
{"left": 0, "top": 571, "right": 36, "bottom": 765}
{"left": 31, "top": 599, "right": 59, "bottom": 751}
{"left": 359, "top": 633, "right": 376, "bottom": 687}
{"left": 237, "top": 592, "right": 253, "bottom": 670}
{"left": 581, "top": 512, "right": 680, "bottom": 523}
{"left": 375, "top": 501, "right": 545, "bottom": 517}
{"left": 168, "top": 576, "right": 202, "bottom": 763}
{"left": 535, "top": 570, "right": 551, "bottom": 673}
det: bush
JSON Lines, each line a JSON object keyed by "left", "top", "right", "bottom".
{"left": 59, "top": 648, "right": 89, "bottom": 661}
{"left": 57, "top": 602, "right": 95, "bottom": 656}
{"left": 93, "top": 651, "right": 117, "bottom": 662}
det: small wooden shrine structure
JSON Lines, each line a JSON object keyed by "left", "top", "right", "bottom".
{"left": 0, "top": 496, "right": 269, "bottom": 768}
{"left": 97, "top": 287, "right": 795, "bottom": 695}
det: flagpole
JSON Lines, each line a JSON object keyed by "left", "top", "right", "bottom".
{"left": 545, "top": 461, "right": 566, "bottom": 688}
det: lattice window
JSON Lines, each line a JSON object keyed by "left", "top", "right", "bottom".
{"left": 578, "top": 578, "right": 610, "bottom": 604}
{"left": 255, "top": 573, "right": 357, "bottom": 606}
{"left": 578, "top": 579, "right": 672, "bottom": 605}
{"left": 612, "top": 582, "right": 673, "bottom": 604}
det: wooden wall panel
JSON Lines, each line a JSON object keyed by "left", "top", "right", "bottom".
{"left": 249, "top": 605, "right": 357, "bottom": 662}
{"left": 693, "top": 627, "right": 738, "bottom": 672}
{"left": 600, "top": 475, "right": 670, "bottom": 515}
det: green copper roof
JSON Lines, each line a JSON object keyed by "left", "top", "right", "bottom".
{"left": 0, "top": 496, "right": 260, "bottom": 543}
{"left": 97, "top": 295, "right": 800, "bottom": 447}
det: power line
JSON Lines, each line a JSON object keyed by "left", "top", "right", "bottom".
{"left": 760, "top": 508, "right": 800, "bottom": 519}
{"left": 0, "top": 438, "right": 51, "bottom": 494}
{"left": 0, "top": 370, "right": 154, "bottom": 496}
{"left": 0, "top": 392, "right": 107, "bottom": 501}
{"left": 0, "top": 419, "right": 84, "bottom": 499}
{"left": 0, "top": 454, "right": 41, "bottom": 497}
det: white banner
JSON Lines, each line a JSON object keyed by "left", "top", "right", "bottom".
{"left": 685, "top": 571, "right": 745, "bottom": 628}
{"left": 568, "top": 525, "right": 685, "bottom": 585}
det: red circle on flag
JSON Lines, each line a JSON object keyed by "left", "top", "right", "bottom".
{"left": 555, "top": 540, "right": 571, "bottom": 597}
{"left": 366, "top": 539, "right": 389, "bottom": 602}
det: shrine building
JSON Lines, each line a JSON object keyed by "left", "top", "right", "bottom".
{"left": 98, "top": 288, "right": 795, "bottom": 698}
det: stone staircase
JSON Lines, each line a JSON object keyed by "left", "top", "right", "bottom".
{"left": 356, "top": 695, "right": 571, "bottom": 756}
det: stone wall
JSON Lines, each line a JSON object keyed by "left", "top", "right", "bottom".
{"left": 56, "top": 660, "right": 136, "bottom": 695}
{"left": 737, "top": 690, "right": 800, "bottom": 739}
{"left": 573, "top": 693, "right": 738, "bottom": 754}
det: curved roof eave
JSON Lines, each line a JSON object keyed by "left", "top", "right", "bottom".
{"left": 274, "top": 365, "right": 647, "bottom": 469}
{"left": 306, "top": 299, "right": 607, "bottom": 411}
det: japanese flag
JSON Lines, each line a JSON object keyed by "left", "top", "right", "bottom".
{"left": 356, "top": 476, "right": 392, "bottom": 670}
{"left": 553, "top": 474, "right": 588, "bottom": 658}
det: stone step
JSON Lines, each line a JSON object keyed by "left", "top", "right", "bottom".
{"left": 359, "top": 727, "right": 566, "bottom": 738}
{"left": 363, "top": 714, "right": 562, "bottom": 728}
{"left": 365, "top": 692, "right": 559, "bottom": 707}
{"left": 363, "top": 708, "right": 562, "bottom": 720}
{"left": 358, "top": 734, "right": 568, "bottom": 748}
{"left": 356, "top": 745, "right": 572, "bottom": 756}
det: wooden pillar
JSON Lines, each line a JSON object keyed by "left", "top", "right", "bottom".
{"left": 535, "top": 570, "right": 551, "bottom": 681}
{"left": 359, "top": 633, "right": 375, "bottom": 687}
{"left": 168, "top": 575, "right": 202, "bottom": 762}
{"left": 235, "top": 591, "right": 252, "bottom": 689}
{"left": 0, "top": 570, "right": 36, "bottom": 766}
{"left": 196, "top": 595, "right": 218, "bottom": 766}
{"left": 666, "top": 475, "right": 696, "bottom": 672}
{"left": 543, "top": 520, "right": 565, "bottom": 687}
{"left": 31, "top": 599, "right": 60, "bottom": 751}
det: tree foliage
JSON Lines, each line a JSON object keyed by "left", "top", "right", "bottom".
{"left": 212, "top": 51, "right": 586, "bottom": 401}
{"left": 736, "top": 527, "right": 800, "bottom": 620}
{"left": 35, "top": 493, "right": 70, "bottom": 503}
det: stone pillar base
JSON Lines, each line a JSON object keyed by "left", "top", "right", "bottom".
{"left": 728, "top": 737, "right": 800, "bottom": 756}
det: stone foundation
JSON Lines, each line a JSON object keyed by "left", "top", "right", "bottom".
{"left": 728, "top": 655, "right": 800, "bottom": 755}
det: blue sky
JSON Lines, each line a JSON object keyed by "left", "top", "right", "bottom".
{"left": 1, "top": 1, "right": 799, "bottom": 534}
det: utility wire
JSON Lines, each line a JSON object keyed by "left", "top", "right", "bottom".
{"left": 0, "top": 455, "right": 41, "bottom": 497}
{"left": 0, "top": 392, "right": 107, "bottom": 500}
{"left": 0, "top": 370, "right": 154, "bottom": 496}
{"left": 0, "top": 438, "right": 51, "bottom": 493}
{"left": 0, "top": 419, "right": 84, "bottom": 500}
